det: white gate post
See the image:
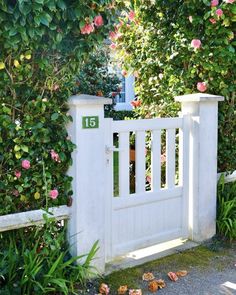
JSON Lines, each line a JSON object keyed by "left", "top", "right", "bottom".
{"left": 175, "top": 93, "right": 224, "bottom": 241}
{"left": 67, "top": 94, "right": 111, "bottom": 273}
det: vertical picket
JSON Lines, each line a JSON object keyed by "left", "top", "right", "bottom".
{"left": 136, "top": 131, "right": 146, "bottom": 194}
{"left": 104, "top": 118, "right": 113, "bottom": 261}
{"left": 166, "top": 129, "right": 176, "bottom": 189}
{"left": 119, "top": 132, "right": 130, "bottom": 197}
{"left": 181, "top": 114, "right": 190, "bottom": 237}
{"left": 151, "top": 130, "right": 161, "bottom": 192}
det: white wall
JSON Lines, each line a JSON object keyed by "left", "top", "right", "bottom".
{"left": 115, "top": 75, "right": 135, "bottom": 111}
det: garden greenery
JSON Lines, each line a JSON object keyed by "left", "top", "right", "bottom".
{"left": 217, "top": 176, "right": 236, "bottom": 241}
{"left": 75, "top": 46, "right": 120, "bottom": 99}
{"left": 0, "top": 217, "right": 99, "bottom": 294}
{"left": 114, "top": 0, "right": 236, "bottom": 172}
{"left": 0, "top": 0, "right": 125, "bottom": 214}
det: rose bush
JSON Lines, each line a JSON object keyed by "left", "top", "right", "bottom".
{"left": 0, "top": 0, "right": 125, "bottom": 215}
{"left": 114, "top": 0, "right": 236, "bottom": 172}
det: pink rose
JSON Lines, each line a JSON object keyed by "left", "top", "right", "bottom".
{"left": 15, "top": 170, "right": 21, "bottom": 178}
{"left": 188, "top": 16, "right": 193, "bottom": 23}
{"left": 224, "top": 0, "right": 235, "bottom": 3}
{"left": 21, "top": 159, "right": 30, "bottom": 170}
{"left": 109, "top": 31, "right": 117, "bottom": 40}
{"left": 197, "top": 82, "right": 207, "bottom": 92}
{"left": 121, "top": 69, "right": 127, "bottom": 77}
{"left": 49, "top": 189, "right": 59, "bottom": 200}
{"left": 13, "top": 190, "right": 19, "bottom": 197}
{"left": 216, "top": 8, "right": 223, "bottom": 17}
{"left": 94, "top": 15, "right": 103, "bottom": 27}
{"left": 128, "top": 10, "right": 135, "bottom": 21}
{"left": 109, "top": 43, "right": 117, "bottom": 50}
{"left": 109, "top": 31, "right": 121, "bottom": 40}
{"left": 211, "top": 0, "right": 219, "bottom": 7}
{"left": 209, "top": 18, "right": 217, "bottom": 24}
{"left": 191, "top": 39, "right": 202, "bottom": 49}
{"left": 50, "top": 149, "right": 60, "bottom": 162}
{"left": 146, "top": 175, "right": 151, "bottom": 183}
{"left": 80, "top": 23, "right": 94, "bottom": 35}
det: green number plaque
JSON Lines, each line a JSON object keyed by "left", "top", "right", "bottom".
{"left": 82, "top": 116, "right": 99, "bottom": 129}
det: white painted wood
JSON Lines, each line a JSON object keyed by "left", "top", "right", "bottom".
{"left": 175, "top": 93, "right": 224, "bottom": 242}
{"left": 181, "top": 115, "right": 191, "bottom": 238}
{"left": 114, "top": 229, "right": 182, "bottom": 257}
{"left": 135, "top": 131, "right": 146, "bottom": 194}
{"left": 0, "top": 205, "right": 70, "bottom": 232}
{"left": 119, "top": 132, "right": 130, "bottom": 197}
{"left": 104, "top": 118, "right": 113, "bottom": 262}
{"left": 112, "top": 195, "right": 183, "bottom": 257}
{"left": 113, "top": 187, "right": 182, "bottom": 210}
{"left": 151, "top": 130, "right": 161, "bottom": 191}
{"left": 67, "top": 94, "right": 112, "bottom": 273}
{"left": 112, "top": 117, "right": 182, "bottom": 133}
{"left": 166, "top": 129, "right": 176, "bottom": 189}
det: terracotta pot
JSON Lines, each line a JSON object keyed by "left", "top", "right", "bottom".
{"left": 130, "top": 148, "right": 147, "bottom": 162}
{"left": 130, "top": 148, "right": 135, "bottom": 162}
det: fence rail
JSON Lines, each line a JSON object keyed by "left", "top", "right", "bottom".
{"left": 0, "top": 205, "right": 70, "bottom": 233}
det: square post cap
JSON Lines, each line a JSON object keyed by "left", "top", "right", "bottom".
{"left": 69, "top": 94, "right": 112, "bottom": 106}
{"left": 175, "top": 93, "right": 224, "bottom": 102}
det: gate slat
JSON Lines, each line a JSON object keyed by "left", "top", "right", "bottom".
{"left": 151, "top": 130, "right": 161, "bottom": 192}
{"left": 119, "top": 132, "right": 130, "bottom": 197}
{"left": 136, "top": 131, "right": 146, "bottom": 194}
{"left": 166, "top": 129, "right": 176, "bottom": 189}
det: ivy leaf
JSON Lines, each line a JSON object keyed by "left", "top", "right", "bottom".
{"left": 57, "top": 0, "right": 66, "bottom": 10}
{"left": 14, "top": 145, "right": 21, "bottom": 152}
{"left": 21, "top": 145, "right": 29, "bottom": 153}
{"left": 51, "top": 113, "right": 59, "bottom": 121}
{"left": 228, "top": 45, "right": 235, "bottom": 53}
{"left": 15, "top": 152, "right": 22, "bottom": 159}
{"left": 39, "top": 13, "right": 52, "bottom": 27}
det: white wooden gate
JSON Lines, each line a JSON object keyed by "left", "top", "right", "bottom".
{"left": 67, "top": 93, "right": 223, "bottom": 272}
{"left": 105, "top": 116, "right": 190, "bottom": 261}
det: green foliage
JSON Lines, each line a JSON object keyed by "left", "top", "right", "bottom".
{"left": 107, "top": 110, "right": 136, "bottom": 120}
{"left": 0, "top": 0, "right": 125, "bottom": 214}
{"left": 217, "top": 175, "right": 236, "bottom": 241}
{"left": 115, "top": 0, "right": 236, "bottom": 172}
{"left": 0, "top": 217, "right": 99, "bottom": 294}
{"left": 75, "top": 46, "right": 120, "bottom": 99}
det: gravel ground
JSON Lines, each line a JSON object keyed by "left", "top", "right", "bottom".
{"left": 80, "top": 242, "right": 236, "bottom": 295}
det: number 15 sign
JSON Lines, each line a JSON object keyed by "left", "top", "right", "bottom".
{"left": 82, "top": 116, "right": 99, "bottom": 129}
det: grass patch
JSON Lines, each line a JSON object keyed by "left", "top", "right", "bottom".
{"left": 113, "top": 151, "right": 119, "bottom": 196}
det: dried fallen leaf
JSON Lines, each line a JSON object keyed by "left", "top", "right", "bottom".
{"left": 176, "top": 270, "right": 188, "bottom": 277}
{"left": 129, "top": 289, "right": 142, "bottom": 295}
{"left": 142, "top": 272, "right": 155, "bottom": 281}
{"left": 167, "top": 272, "right": 178, "bottom": 282}
{"left": 148, "top": 281, "right": 158, "bottom": 293}
{"left": 118, "top": 285, "right": 128, "bottom": 294}
{"left": 99, "top": 283, "right": 110, "bottom": 294}
{"left": 156, "top": 279, "right": 166, "bottom": 289}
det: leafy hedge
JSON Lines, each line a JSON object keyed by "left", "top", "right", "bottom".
{"left": 0, "top": 0, "right": 125, "bottom": 214}
{"left": 114, "top": 0, "right": 236, "bottom": 172}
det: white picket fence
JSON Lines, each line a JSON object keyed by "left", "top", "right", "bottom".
{"left": 1, "top": 92, "right": 231, "bottom": 275}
